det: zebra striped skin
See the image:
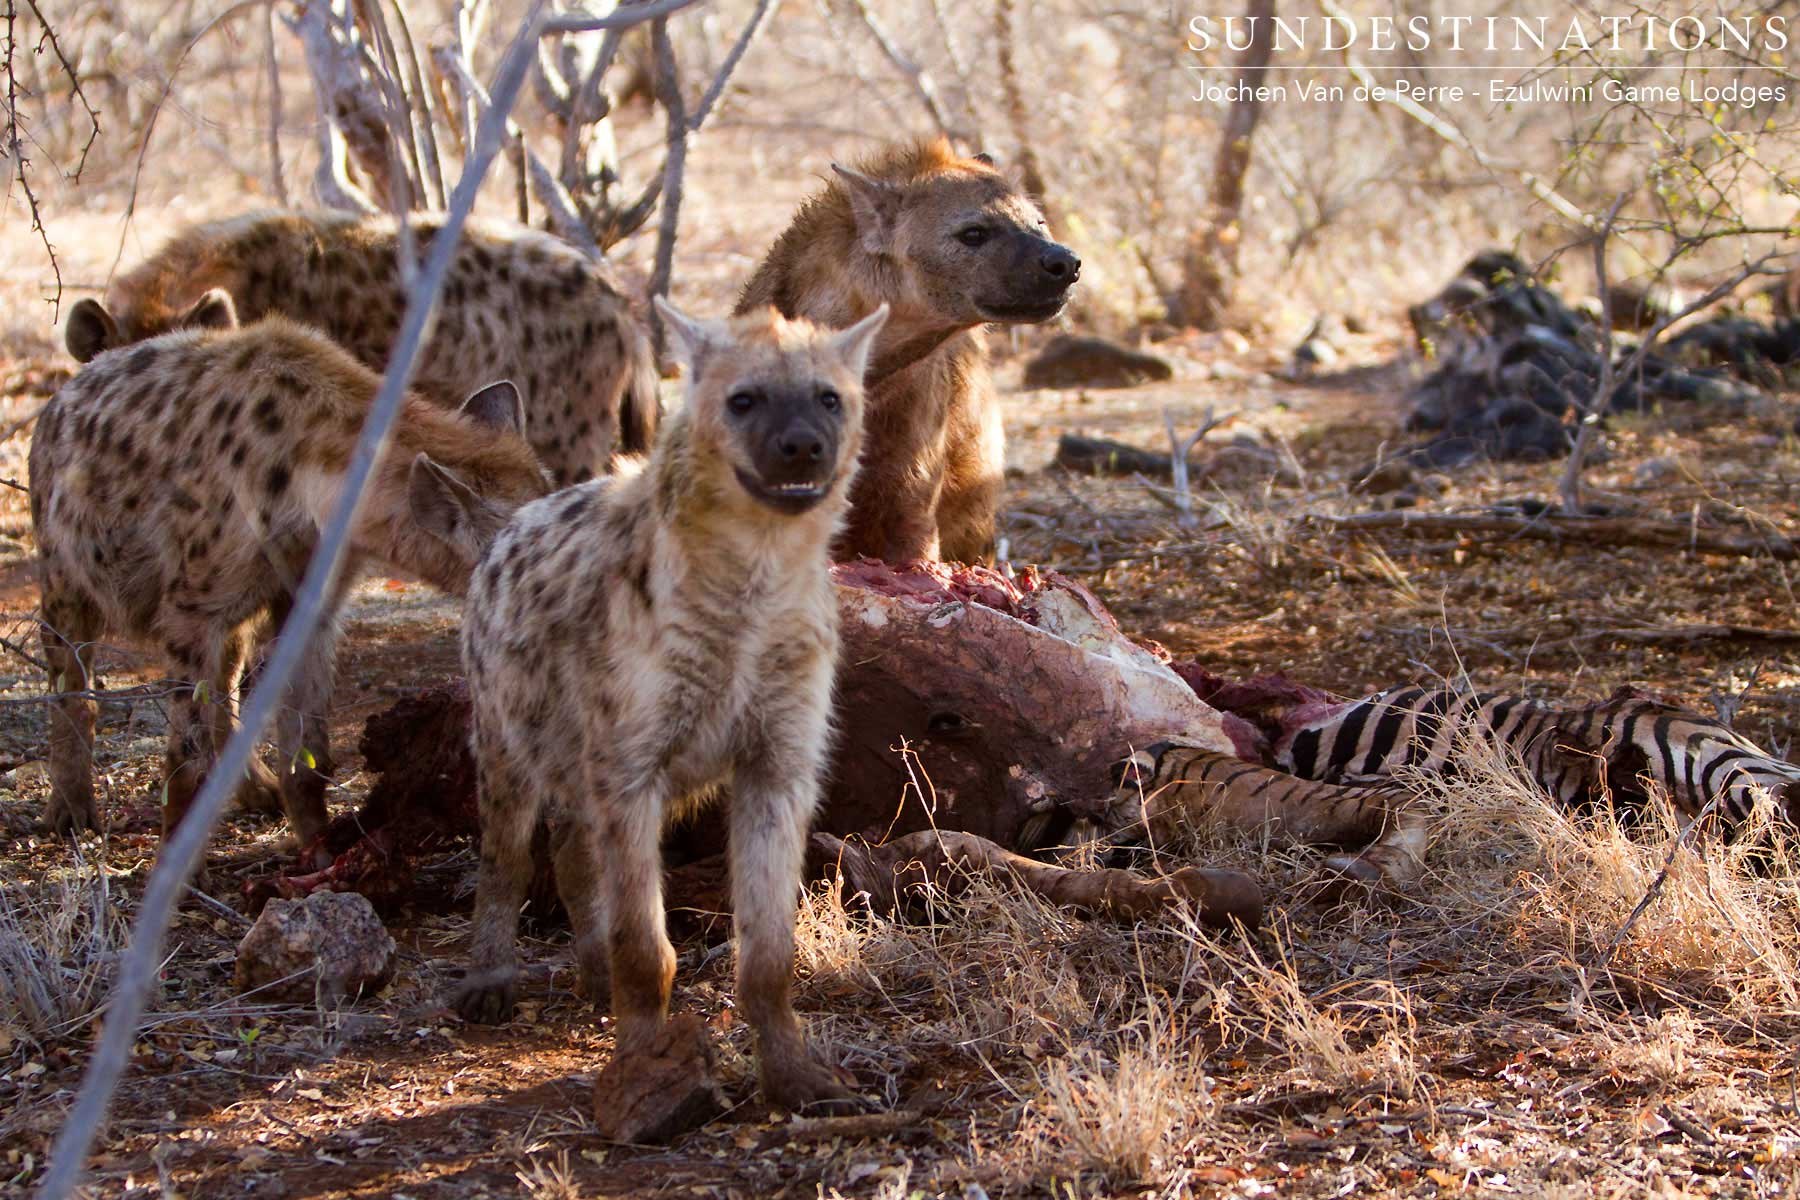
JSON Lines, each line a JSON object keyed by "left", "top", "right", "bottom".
{"left": 1275, "top": 687, "right": 1800, "bottom": 827}
{"left": 1110, "top": 742, "right": 1429, "bottom": 891}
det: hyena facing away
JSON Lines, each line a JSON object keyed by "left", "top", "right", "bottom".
{"left": 737, "top": 138, "right": 1079, "bottom": 564}
{"left": 30, "top": 318, "right": 550, "bottom": 849}
{"left": 444, "top": 300, "right": 889, "bottom": 1112}
{"left": 64, "top": 211, "right": 659, "bottom": 486}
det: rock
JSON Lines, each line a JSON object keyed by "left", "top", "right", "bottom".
{"left": 1022, "top": 335, "right": 1174, "bottom": 389}
{"left": 1633, "top": 456, "right": 1681, "bottom": 487}
{"left": 235, "top": 891, "right": 395, "bottom": 1003}
{"left": 592, "top": 1012, "right": 725, "bottom": 1143}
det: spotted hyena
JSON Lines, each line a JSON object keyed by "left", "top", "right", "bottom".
{"left": 30, "top": 317, "right": 551, "bottom": 851}
{"left": 439, "top": 300, "right": 888, "bottom": 1112}
{"left": 64, "top": 211, "right": 658, "bottom": 486}
{"left": 737, "top": 138, "right": 1080, "bottom": 563}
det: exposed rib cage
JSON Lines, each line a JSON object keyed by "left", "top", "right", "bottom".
{"left": 1276, "top": 686, "right": 1800, "bottom": 826}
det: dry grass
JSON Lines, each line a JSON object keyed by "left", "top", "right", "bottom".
{"left": 0, "top": 846, "right": 129, "bottom": 1046}
{"left": 1029, "top": 1023, "right": 1214, "bottom": 1183}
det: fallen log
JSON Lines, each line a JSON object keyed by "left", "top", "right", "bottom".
{"left": 1563, "top": 622, "right": 1800, "bottom": 648}
{"left": 1314, "top": 510, "right": 1800, "bottom": 560}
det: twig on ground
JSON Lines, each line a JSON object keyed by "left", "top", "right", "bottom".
{"left": 757, "top": 1108, "right": 926, "bottom": 1148}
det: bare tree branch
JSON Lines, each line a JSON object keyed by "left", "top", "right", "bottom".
{"left": 5, "top": 0, "right": 102, "bottom": 319}
{"left": 263, "top": 3, "right": 290, "bottom": 205}
{"left": 39, "top": 4, "right": 594, "bottom": 1192}
{"left": 843, "top": 0, "right": 957, "bottom": 139}
{"left": 108, "top": 0, "right": 293, "bottom": 290}
{"left": 46, "top": 0, "right": 712, "bottom": 1176}
{"left": 645, "top": 0, "right": 773, "bottom": 353}
{"left": 436, "top": 44, "right": 601, "bottom": 255}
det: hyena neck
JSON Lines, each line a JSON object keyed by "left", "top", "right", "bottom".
{"left": 114, "top": 239, "right": 246, "bottom": 334}
{"left": 866, "top": 321, "right": 967, "bottom": 389}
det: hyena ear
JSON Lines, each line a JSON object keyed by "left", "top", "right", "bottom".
{"left": 407, "top": 453, "right": 484, "bottom": 548}
{"left": 458, "top": 380, "right": 526, "bottom": 435}
{"left": 971, "top": 151, "right": 997, "bottom": 167}
{"left": 65, "top": 299, "right": 119, "bottom": 363}
{"left": 181, "top": 288, "right": 238, "bottom": 332}
{"left": 653, "top": 296, "right": 726, "bottom": 373}
{"left": 828, "top": 303, "right": 890, "bottom": 382}
{"left": 831, "top": 164, "right": 902, "bottom": 256}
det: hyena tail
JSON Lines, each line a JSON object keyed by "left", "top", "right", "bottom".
{"left": 618, "top": 327, "right": 662, "bottom": 456}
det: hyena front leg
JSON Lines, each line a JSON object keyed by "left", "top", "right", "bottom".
{"left": 160, "top": 622, "right": 235, "bottom": 841}
{"left": 549, "top": 808, "right": 612, "bottom": 1005}
{"left": 40, "top": 583, "right": 102, "bottom": 834}
{"left": 273, "top": 609, "right": 341, "bottom": 852}
{"left": 456, "top": 730, "right": 549, "bottom": 1024}
{"left": 595, "top": 770, "right": 677, "bottom": 1058}
{"left": 731, "top": 715, "right": 861, "bottom": 1112}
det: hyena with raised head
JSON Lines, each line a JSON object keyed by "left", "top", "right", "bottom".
{"left": 30, "top": 318, "right": 551, "bottom": 849}
{"left": 441, "top": 300, "right": 888, "bottom": 1112}
{"left": 737, "top": 138, "right": 1079, "bottom": 564}
{"left": 64, "top": 211, "right": 659, "bottom": 486}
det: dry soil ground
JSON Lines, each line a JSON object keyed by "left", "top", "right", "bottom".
{"left": 5, "top": 150, "right": 1800, "bottom": 1198}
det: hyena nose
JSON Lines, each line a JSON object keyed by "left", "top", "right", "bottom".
{"left": 1040, "top": 246, "right": 1080, "bottom": 282}
{"left": 779, "top": 435, "right": 825, "bottom": 463}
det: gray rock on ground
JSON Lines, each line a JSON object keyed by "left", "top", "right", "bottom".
{"left": 235, "top": 891, "right": 396, "bottom": 1004}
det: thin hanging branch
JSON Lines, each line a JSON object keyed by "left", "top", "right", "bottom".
{"left": 38, "top": 4, "right": 714, "bottom": 1194}
{"left": 263, "top": 3, "right": 290, "bottom": 205}
{"left": 645, "top": 0, "right": 774, "bottom": 354}
{"left": 844, "top": 0, "right": 958, "bottom": 139}
{"left": 993, "top": 0, "right": 1053, "bottom": 225}
{"left": 383, "top": 0, "right": 448, "bottom": 208}
{"left": 109, "top": 0, "right": 288, "bottom": 286}
{"left": 5, "top": 0, "right": 102, "bottom": 319}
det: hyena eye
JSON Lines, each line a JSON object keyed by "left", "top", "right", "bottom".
{"left": 955, "top": 226, "right": 990, "bottom": 248}
{"left": 818, "top": 389, "right": 841, "bottom": 412}
{"left": 727, "top": 390, "right": 758, "bottom": 415}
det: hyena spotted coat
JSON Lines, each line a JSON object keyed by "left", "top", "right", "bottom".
{"left": 737, "top": 138, "right": 1079, "bottom": 564}
{"left": 65, "top": 211, "right": 659, "bottom": 486}
{"left": 443, "top": 300, "right": 888, "bottom": 1112}
{"left": 30, "top": 318, "right": 550, "bottom": 851}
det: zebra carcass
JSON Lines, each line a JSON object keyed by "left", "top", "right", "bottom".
{"left": 257, "top": 562, "right": 1276, "bottom": 926}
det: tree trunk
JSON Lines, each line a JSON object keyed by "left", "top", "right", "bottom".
{"left": 1177, "top": 0, "right": 1275, "bottom": 330}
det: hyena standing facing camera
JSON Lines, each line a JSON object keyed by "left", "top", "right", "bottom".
{"left": 446, "top": 300, "right": 889, "bottom": 1112}
{"left": 30, "top": 319, "right": 550, "bottom": 848}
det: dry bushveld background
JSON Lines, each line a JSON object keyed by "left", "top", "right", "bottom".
{"left": 4, "top": 0, "right": 1800, "bottom": 1195}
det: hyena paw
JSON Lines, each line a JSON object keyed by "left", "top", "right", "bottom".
{"left": 760, "top": 1052, "right": 865, "bottom": 1115}
{"left": 574, "top": 957, "right": 611, "bottom": 1006}
{"left": 46, "top": 796, "right": 98, "bottom": 837}
{"left": 453, "top": 972, "right": 518, "bottom": 1024}
{"left": 232, "top": 775, "right": 284, "bottom": 815}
